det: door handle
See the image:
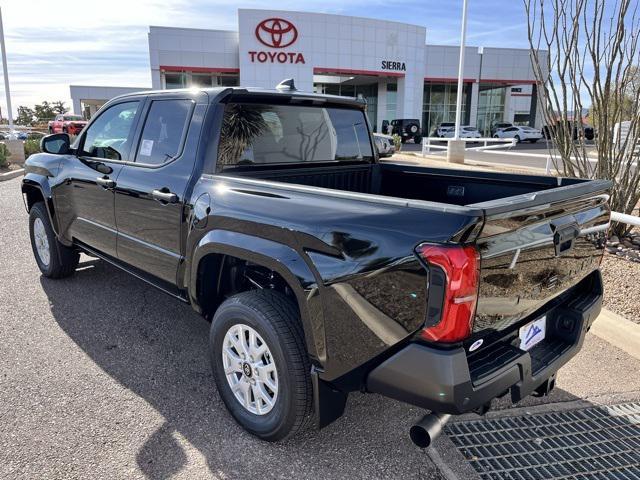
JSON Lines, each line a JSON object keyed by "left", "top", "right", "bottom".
{"left": 152, "top": 189, "right": 178, "bottom": 204}
{"left": 96, "top": 176, "right": 116, "bottom": 189}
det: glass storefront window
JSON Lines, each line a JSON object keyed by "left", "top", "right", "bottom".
{"left": 165, "top": 73, "right": 186, "bottom": 89}
{"left": 422, "top": 83, "right": 466, "bottom": 136}
{"left": 192, "top": 73, "right": 213, "bottom": 87}
{"left": 476, "top": 85, "right": 506, "bottom": 136}
{"left": 385, "top": 83, "right": 397, "bottom": 127}
{"left": 218, "top": 76, "right": 239, "bottom": 86}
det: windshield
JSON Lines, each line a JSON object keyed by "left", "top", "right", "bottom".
{"left": 64, "top": 115, "right": 84, "bottom": 121}
{"left": 218, "top": 103, "right": 373, "bottom": 168}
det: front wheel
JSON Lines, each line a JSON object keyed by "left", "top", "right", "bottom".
{"left": 514, "top": 135, "right": 521, "bottom": 143}
{"left": 209, "top": 290, "right": 313, "bottom": 442}
{"left": 29, "top": 202, "right": 79, "bottom": 278}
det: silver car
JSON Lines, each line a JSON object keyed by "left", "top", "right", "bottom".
{"left": 374, "top": 133, "right": 396, "bottom": 157}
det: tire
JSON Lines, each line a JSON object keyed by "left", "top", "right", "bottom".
{"left": 493, "top": 135, "right": 499, "bottom": 138}
{"left": 529, "top": 139, "right": 538, "bottom": 143}
{"left": 29, "top": 202, "right": 79, "bottom": 278}
{"left": 406, "top": 123, "right": 419, "bottom": 135}
{"left": 413, "top": 135, "right": 422, "bottom": 144}
{"left": 514, "top": 135, "right": 521, "bottom": 143}
{"left": 62, "top": 127, "right": 68, "bottom": 134}
{"left": 209, "top": 290, "right": 313, "bottom": 442}
{"left": 48, "top": 127, "right": 53, "bottom": 134}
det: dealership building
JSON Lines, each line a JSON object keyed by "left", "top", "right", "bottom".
{"left": 70, "top": 9, "right": 543, "bottom": 136}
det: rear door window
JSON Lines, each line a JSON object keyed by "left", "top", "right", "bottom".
{"left": 135, "top": 99, "right": 193, "bottom": 166}
{"left": 218, "top": 103, "right": 373, "bottom": 168}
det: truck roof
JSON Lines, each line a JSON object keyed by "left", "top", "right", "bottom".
{"left": 112, "top": 85, "right": 367, "bottom": 108}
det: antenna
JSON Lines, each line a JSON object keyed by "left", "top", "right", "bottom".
{"left": 276, "top": 78, "right": 297, "bottom": 91}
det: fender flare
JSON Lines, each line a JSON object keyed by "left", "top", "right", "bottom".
{"left": 189, "top": 229, "right": 327, "bottom": 365}
{"left": 21, "top": 174, "right": 61, "bottom": 239}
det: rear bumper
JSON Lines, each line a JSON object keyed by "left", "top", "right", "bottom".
{"left": 366, "top": 271, "right": 603, "bottom": 414}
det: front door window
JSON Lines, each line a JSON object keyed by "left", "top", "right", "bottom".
{"left": 80, "top": 101, "right": 139, "bottom": 161}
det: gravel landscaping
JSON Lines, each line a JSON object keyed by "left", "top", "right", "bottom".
{"left": 601, "top": 254, "right": 640, "bottom": 324}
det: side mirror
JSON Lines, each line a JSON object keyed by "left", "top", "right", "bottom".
{"left": 40, "top": 133, "right": 70, "bottom": 155}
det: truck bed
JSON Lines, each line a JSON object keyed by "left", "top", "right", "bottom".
{"left": 220, "top": 161, "right": 610, "bottom": 342}
{"left": 222, "top": 162, "right": 586, "bottom": 207}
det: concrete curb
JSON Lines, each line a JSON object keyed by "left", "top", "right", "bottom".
{"left": 591, "top": 308, "right": 640, "bottom": 360}
{"left": 0, "top": 168, "right": 24, "bottom": 182}
{"left": 429, "top": 435, "right": 482, "bottom": 480}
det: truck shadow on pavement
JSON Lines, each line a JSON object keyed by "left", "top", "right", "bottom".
{"left": 39, "top": 259, "right": 442, "bottom": 479}
{"left": 40, "top": 258, "right": 592, "bottom": 479}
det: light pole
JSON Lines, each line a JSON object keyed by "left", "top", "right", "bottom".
{"left": 0, "top": 7, "right": 13, "bottom": 132}
{"left": 477, "top": 45, "right": 484, "bottom": 135}
{"left": 447, "top": 0, "right": 469, "bottom": 163}
{"left": 453, "top": 0, "right": 468, "bottom": 140}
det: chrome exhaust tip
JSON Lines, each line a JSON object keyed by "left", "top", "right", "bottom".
{"left": 409, "top": 412, "right": 452, "bottom": 448}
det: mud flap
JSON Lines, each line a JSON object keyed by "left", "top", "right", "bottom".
{"left": 311, "top": 367, "right": 348, "bottom": 429}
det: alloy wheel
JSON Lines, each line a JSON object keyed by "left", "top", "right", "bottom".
{"left": 222, "top": 323, "right": 278, "bottom": 415}
{"left": 33, "top": 217, "right": 50, "bottom": 267}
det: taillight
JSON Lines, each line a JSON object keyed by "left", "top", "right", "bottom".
{"left": 416, "top": 244, "right": 480, "bottom": 343}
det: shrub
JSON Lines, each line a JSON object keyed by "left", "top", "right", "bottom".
{"left": 392, "top": 134, "right": 402, "bottom": 151}
{"left": 0, "top": 143, "right": 10, "bottom": 168}
{"left": 24, "top": 138, "right": 41, "bottom": 158}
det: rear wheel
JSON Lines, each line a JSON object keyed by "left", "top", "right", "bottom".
{"left": 413, "top": 135, "right": 422, "bottom": 144}
{"left": 29, "top": 202, "right": 79, "bottom": 278}
{"left": 529, "top": 139, "right": 538, "bottom": 143}
{"left": 209, "top": 290, "right": 313, "bottom": 442}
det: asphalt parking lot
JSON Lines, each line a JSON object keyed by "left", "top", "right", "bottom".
{"left": 0, "top": 177, "right": 445, "bottom": 480}
{"left": 2, "top": 175, "right": 640, "bottom": 479}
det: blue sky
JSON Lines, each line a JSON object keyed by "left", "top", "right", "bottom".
{"left": 0, "top": 0, "right": 530, "bottom": 116}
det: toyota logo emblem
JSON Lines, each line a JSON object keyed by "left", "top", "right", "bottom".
{"left": 255, "top": 18, "right": 298, "bottom": 49}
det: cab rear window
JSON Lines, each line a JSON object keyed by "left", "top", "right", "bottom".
{"left": 217, "top": 103, "right": 373, "bottom": 168}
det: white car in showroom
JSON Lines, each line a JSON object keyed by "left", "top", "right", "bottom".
{"left": 494, "top": 126, "right": 543, "bottom": 143}
{"left": 441, "top": 125, "right": 482, "bottom": 139}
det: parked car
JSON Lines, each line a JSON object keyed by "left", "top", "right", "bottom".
{"left": 542, "top": 122, "right": 595, "bottom": 141}
{"left": 48, "top": 114, "right": 87, "bottom": 135}
{"left": 389, "top": 118, "right": 422, "bottom": 144}
{"left": 490, "top": 121, "right": 513, "bottom": 136}
{"left": 23, "top": 83, "right": 610, "bottom": 446}
{"left": 434, "top": 122, "right": 455, "bottom": 137}
{"left": 494, "top": 125, "right": 543, "bottom": 143}
{"left": 441, "top": 125, "right": 481, "bottom": 139}
{"left": 373, "top": 133, "right": 395, "bottom": 157}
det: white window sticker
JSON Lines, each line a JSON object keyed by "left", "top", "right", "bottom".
{"left": 139, "top": 139, "right": 154, "bottom": 156}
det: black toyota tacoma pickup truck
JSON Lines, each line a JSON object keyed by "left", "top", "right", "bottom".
{"left": 22, "top": 82, "right": 610, "bottom": 446}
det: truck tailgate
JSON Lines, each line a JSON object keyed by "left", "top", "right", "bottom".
{"left": 471, "top": 179, "right": 610, "bottom": 336}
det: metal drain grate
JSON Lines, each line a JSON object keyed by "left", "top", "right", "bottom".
{"left": 445, "top": 403, "right": 640, "bottom": 480}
